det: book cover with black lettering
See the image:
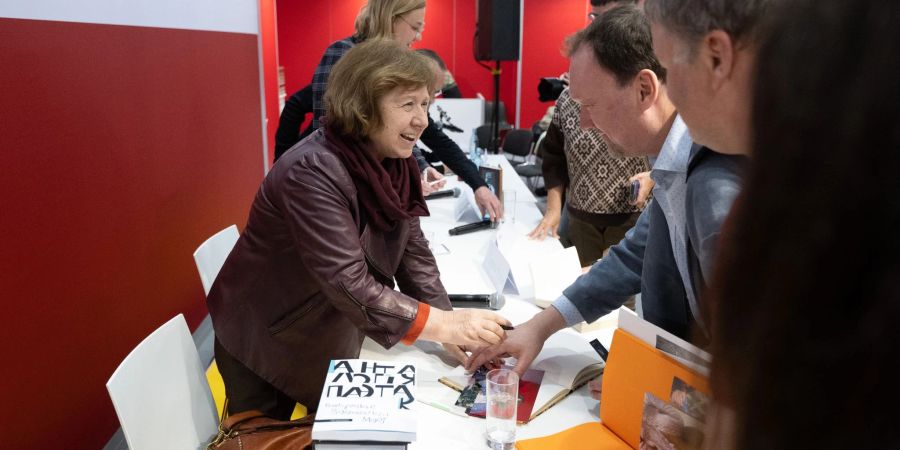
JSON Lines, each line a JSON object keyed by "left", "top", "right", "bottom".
{"left": 312, "top": 359, "right": 417, "bottom": 449}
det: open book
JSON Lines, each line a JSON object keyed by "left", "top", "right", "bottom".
{"left": 439, "top": 329, "right": 604, "bottom": 422}
{"left": 445, "top": 365, "right": 544, "bottom": 423}
{"left": 529, "top": 246, "right": 582, "bottom": 308}
{"left": 516, "top": 310, "right": 712, "bottom": 450}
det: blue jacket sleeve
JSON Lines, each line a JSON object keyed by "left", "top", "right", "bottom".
{"left": 553, "top": 203, "right": 649, "bottom": 325}
{"left": 685, "top": 152, "right": 744, "bottom": 289}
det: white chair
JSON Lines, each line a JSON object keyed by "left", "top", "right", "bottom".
{"left": 193, "top": 225, "right": 239, "bottom": 418}
{"left": 193, "top": 225, "right": 239, "bottom": 295}
{"left": 106, "top": 314, "right": 219, "bottom": 450}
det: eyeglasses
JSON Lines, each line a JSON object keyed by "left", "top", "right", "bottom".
{"left": 397, "top": 14, "right": 424, "bottom": 37}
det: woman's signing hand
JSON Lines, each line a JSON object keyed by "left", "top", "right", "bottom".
{"left": 423, "top": 308, "right": 512, "bottom": 347}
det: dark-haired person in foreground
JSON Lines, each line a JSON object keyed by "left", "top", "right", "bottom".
{"left": 705, "top": 0, "right": 900, "bottom": 448}
{"left": 208, "top": 40, "right": 511, "bottom": 419}
{"left": 468, "top": 6, "right": 743, "bottom": 396}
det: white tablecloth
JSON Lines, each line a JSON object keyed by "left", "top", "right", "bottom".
{"left": 357, "top": 155, "right": 618, "bottom": 449}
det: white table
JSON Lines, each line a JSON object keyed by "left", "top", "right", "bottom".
{"left": 359, "top": 298, "right": 616, "bottom": 449}
{"left": 358, "top": 157, "right": 617, "bottom": 449}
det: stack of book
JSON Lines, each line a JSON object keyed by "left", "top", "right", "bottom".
{"left": 312, "top": 359, "right": 417, "bottom": 450}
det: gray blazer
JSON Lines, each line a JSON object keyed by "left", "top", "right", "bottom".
{"left": 558, "top": 146, "right": 744, "bottom": 341}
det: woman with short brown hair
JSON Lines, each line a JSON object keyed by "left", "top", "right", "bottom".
{"left": 208, "top": 39, "right": 511, "bottom": 419}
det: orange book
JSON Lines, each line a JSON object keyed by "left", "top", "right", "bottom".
{"left": 517, "top": 310, "right": 711, "bottom": 450}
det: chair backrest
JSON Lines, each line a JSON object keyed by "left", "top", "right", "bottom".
{"left": 475, "top": 124, "right": 493, "bottom": 150}
{"left": 193, "top": 225, "right": 239, "bottom": 295}
{"left": 533, "top": 130, "right": 548, "bottom": 159}
{"left": 484, "top": 100, "right": 510, "bottom": 129}
{"left": 107, "top": 314, "right": 219, "bottom": 450}
{"left": 502, "top": 128, "right": 534, "bottom": 157}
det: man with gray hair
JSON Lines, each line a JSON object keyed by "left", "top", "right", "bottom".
{"left": 644, "top": 0, "right": 773, "bottom": 155}
{"left": 467, "top": 7, "right": 745, "bottom": 397}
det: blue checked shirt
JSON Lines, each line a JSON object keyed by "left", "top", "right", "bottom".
{"left": 311, "top": 37, "right": 357, "bottom": 130}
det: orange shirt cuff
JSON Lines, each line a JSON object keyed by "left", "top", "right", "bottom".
{"left": 401, "top": 302, "right": 430, "bottom": 345}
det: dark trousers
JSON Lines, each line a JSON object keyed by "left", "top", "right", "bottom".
{"left": 214, "top": 338, "right": 297, "bottom": 419}
{"left": 563, "top": 212, "right": 638, "bottom": 266}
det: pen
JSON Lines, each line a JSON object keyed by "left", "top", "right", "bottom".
{"left": 417, "top": 399, "right": 468, "bottom": 417}
{"left": 501, "top": 324, "right": 515, "bottom": 331}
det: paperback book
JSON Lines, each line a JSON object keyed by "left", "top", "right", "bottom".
{"left": 312, "top": 359, "right": 417, "bottom": 450}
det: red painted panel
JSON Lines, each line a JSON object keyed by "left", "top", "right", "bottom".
{"left": 519, "top": 0, "right": 588, "bottom": 128}
{"left": 0, "top": 18, "right": 263, "bottom": 449}
{"left": 277, "top": 0, "right": 365, "bottom": 98}
{"left": 260, "top": 0, "right": 281, "bottom": 165}
{"left": 275, "top": 0, "right": 590, "bottom": 130}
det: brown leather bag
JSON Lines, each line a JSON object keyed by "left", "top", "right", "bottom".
{"left": 206, "top": 410, "right": 315, "bottom": 450}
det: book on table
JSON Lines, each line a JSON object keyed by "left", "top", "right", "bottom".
{"left": 443, "top": 364, "right": 544, "bottom": 423}
{"left": 516, "top": 308, "right": 712, "bottom": 450}
{"left": 529, "top": 245, "right": 582, "bottom": 308}
{"left": 312, "top": 359, "right": 417, "bottom": 450}
{"left": 439, "top": 329, "right": 605, "bottom": 422}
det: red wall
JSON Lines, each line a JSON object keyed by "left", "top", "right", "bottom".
{"left": 519, "top": 0, "right": 591, "bottom": 127}
{"left": 276, "top": 0, "right": 587, "bottom": 129}
{"left": 277, "top": 0, "right": 365, "bottom": 97}
{"left": 260, "top": 0, "right": 281, "bottom": 166}
{"left": 0, "top": 18, "right": 264, "bottom": 448}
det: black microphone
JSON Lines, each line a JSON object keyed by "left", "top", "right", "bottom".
{"left": 425, "top": 187, "right": 461, "bottom": 200}
{"left": 448, "top": 293, "right": 502, "bottom": 309}
{"left": 442, "top": 122, "right": 464, "bottom": 133}
{"left": 447, "top": 219, "right": 496, "bottom": 236}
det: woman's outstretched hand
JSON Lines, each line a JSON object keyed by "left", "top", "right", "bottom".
{"left": 419, "top": 308, "right": 512, "bottom": 347}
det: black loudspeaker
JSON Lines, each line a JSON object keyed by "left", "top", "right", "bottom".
{"left": 475, "top": 0, "right": 521, "bottom": 61}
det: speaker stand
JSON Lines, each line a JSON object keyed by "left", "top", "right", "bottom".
{"left": 489, "top": 60, "right": 501, "bottom": 154}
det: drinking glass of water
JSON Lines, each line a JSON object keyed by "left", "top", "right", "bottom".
{"left": 486, "top": 368, "right": 518, "bottom": 449}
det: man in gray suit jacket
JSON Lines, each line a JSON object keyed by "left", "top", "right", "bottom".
{"left": 467, "top": 6, "right": 743, "bottom": 381}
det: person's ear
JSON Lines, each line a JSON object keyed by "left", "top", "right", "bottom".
{"left": 702, "top": 30, "right": 735, "bottom": 91}
{"left": 635, "top": 69, "right": 660, "bottom": 111}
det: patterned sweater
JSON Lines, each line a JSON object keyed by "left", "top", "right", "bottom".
{"left": 540, "top": 88, "right": 650, "bottom": 223}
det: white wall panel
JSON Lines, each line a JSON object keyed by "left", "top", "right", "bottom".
{"left": 0, "top": 0, "right": 258, "bottom": 34}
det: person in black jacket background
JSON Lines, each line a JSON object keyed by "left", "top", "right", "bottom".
{"left": 274, "top": 85, "right": 313, "bottom": 160}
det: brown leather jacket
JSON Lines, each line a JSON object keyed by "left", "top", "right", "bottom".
{"left": 207, "top": 130, "right": 450, "bottom": 410}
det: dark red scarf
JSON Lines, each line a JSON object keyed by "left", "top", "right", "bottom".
{"left": 325, "top": 126, "right": 429, "bottom": 231}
